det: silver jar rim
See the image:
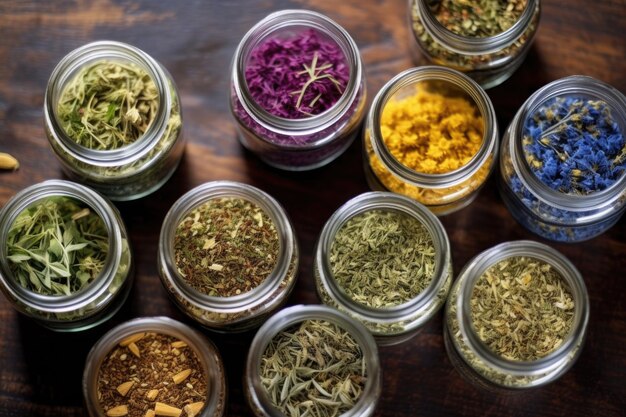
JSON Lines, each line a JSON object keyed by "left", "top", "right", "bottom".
{"left": 231, "top": 9, "right": 363, "bottom": 147}
{"left": 315, "top": 191, "right": 450, "bottom": 326}
{"left": 82, "top": 316, "right": 226, "bottom": 417}
{"left": 159, "top": 180, "right": 297, "bottom": 313}
{"left": 246, "top": 304, "right": 381, "bottom": 417}
{"left": 0, "top": 180, "right": 124, "bottom": 315}
{"left": 509, "top": 75, "right": 626, "bottom": 212}
{"left": 44, "top": 40, "right": 172, "bottom": 169}
{"left": 367, "top": 66, "right": 498, "bottom": 189}
{"left": 415, "top": 0, "right": 540, "bottom": 55}
{"left": 453, "top": 240, "right": 589, "bottom": 383}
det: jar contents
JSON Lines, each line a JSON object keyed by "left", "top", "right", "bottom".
{"left": 245, "top": 29, "right": 349, "bottom": 121}
{"left": 260, "top": 319, "right": 367, "bottom": 417}
{"left": 471, "top": 256, "right": 575, "bottom": 361}
{"left": 522, "top": 97, "right": 626, "bottom": 194}
{"left": 432, "top": 0, "right": 527, "bottom": 38}
{"left": 58, "top": 61, "right": 159, "bottom": 150}
{"left": 173, "top": 197, "right": 279, "bottom": 297}
{"left": 329, "top": 210, "right": 435, "bottom": 308}
{"left": 97, "top": 332, "right": 207, "bottom": 417}
{"left": 6, "top": 196, "right": 108, "bottom": 296}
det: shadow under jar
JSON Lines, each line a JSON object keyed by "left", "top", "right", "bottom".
{"left": 44, "top": 40, "right": 184, "bottom": 201}
{"left": 499, "top": 76, "right": 626, "bottom": 242}
{"left": 230, "top": 9, "right": 366, "bottom": 171}
{"left": 314, "top": 192, "right": 452, "bottom": 346}
{"left": 364, "top": 66, "right": 498, "bottom": 216}
{"left": 0, "top": 180, "right": 133, "bottom": 332}
{"left": 83, "top": 316, "right": 227, "bottom": 417}
{"left": 409, "top": 0, "right": 541, "bottom": 89}
{"left": 444, "top": 241, "right": 589, "bottom": 391}
{"left": 245, "top": 304, "right": 381, "bottom": 417}
{"left": 158, "top": 181, "right": 299, "bottom": 333}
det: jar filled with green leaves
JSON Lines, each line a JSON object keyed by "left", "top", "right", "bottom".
{"left": 44, "top": 41, "right": 184, "bottom": 201}
{"left": 315, "top": 192, "right": 452, "bottom": 346}
{"left": 83, "top": 316, "right": 227, "bottom": 417}
{"left": 245, "top": 305, "right": 381, "bottom": 417}
{"left": 444, "top": 241, "right": 589, "bottom": 390}
{"left": 0, "top": 180, "right": 133, "bottom": 331}
{"left": 158, "top": 181, "right": 299, "bottom": 332}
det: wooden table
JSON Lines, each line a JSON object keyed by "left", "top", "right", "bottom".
{"left": 0, "top": 1, "right": 624, "bottom": 416}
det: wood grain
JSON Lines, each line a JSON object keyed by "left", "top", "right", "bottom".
{"left": 0, "top": 1, "right": 625, "bottom": 416}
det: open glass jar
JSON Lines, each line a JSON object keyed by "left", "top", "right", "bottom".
{"left": 409, "top": 0, "right": 541, "bottom": 89}
{"left": 499, "top": 76, "right": 626, "bottom": 242}
{"left": 364, "top": 66, "right": 498, "bottom": 215}
{"left": 314, "top": 192, "right": 452, "bottom": 346}
{"left": 245, "top": 305, "right": 381, "bottom": 417}
{"left": 0, "top": 180, "right": 133, "bottom": 331}
{"left": 444, "top": 241, "right": 589, "bottom": 390}
{"left": 230, "top": 9, "right": 366, "bottom": 170}
{"left": 44, "top": 40, "right": 184, "bottom": 201}
{"left": 158, "top": 181, "right": 299, "bottom": 332}
{"left": 83, "top": 316, "right": 227, "bottom": 417}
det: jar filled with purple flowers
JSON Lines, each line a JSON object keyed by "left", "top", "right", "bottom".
{"left": 230, "top": 10, "right": 366, "bottom": 171}
{"left": 499, "top": 76, "right": 626, "bottom": 242}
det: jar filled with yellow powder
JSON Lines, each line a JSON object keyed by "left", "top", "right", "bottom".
{"left": 363, "top": 66, "right": 498, "bottom": 215}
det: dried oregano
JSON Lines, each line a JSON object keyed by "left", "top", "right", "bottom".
{"left": 329, "top": 210, "right": 435, "bottom": 308}
{"left": 471, "top": 256, "right": 575, "bottom": 361}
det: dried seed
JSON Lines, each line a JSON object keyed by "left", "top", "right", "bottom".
{"left": 128, "top": 342, "right": 141, "bottom": 358}
{"left": 154, "top": 402, "right": 182, "bottom": 417}
{"left": 116, "top": 381, "right": 134, "bottom": 397}
{"left": 171, "top": 341, "right": 187, "bottom": 349}
{"left": 0, "top": 152, "right": 19, "bottom": 170}
{"left": 106, "top": 405, "right": 129, "bottom": 416}
{"left": 183, "top": 402, "right": 204, "bottom": 417}
{"left": 146, "top": 389, "right": 159, "bottom": 401}
{"left": 172, "top": 369, "right": 192, "bottom": 384}
{"left": 120, "top": 333, "right": 146, "bottom": 347}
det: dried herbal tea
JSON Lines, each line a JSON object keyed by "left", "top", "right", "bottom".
{"left": 97, "top": 332, "right": 207, "bottom": 417}
{"left": 58, "top": 60, "right": 159, "bottom": 150}
{"left": 174, "top": 197, "right": 279, "bottom": 297}
{"left": 470, "top": 256, "right": 575, "bottom": 361}
{"left": 260, "top": 320, "right": 367, "bottom": 417}
{"left": 6, "top": 196, "right": 108, "bottom": 296}
{"left": 329, "top": 210, "right": 436, "bottom": 308}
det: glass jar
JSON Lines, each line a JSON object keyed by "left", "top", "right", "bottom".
{"left": 245, "top": 304, "right": 381, "bottom": 417}
{"left": 314, "top": 192, "right": 452, "bottom": 346}
{"left": 409, "top": 0, "right": 541, "bottom": 89}
{"left": 444, "top": 240, "right": 589, "bottom": 390}
{"left": 499, "top": 76, "right": 626, "bottom": 242}
{"left": 0, "top": 180, "right": 133, "bottom": 331}
{"left": 83, "top": 316, "right": 227, "bottom": 417}
{"left": 364, "top": 66, "right": 499, "bottom": 216}
{"left": 158, "top": 181, "right": 299, "bottom": 332}
{"left": 230, "top": 9, "right": 366, "bottom": 171}
{"left": 44, "top": 40, "right": 184, "bottom": 201}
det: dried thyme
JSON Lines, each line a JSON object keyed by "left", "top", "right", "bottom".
{"left": 329, "top": 210, "right": 435, "bottom": 308}
{"left": 97, "top": 332, "right": 207, "bottom": 417}
{"left": 260, "top": 320, "right": 367, "bottom": 417}
{"left": 6, "top": 196, "right": 108, "bottom": 296}
{"left": 471, "top": 256, "right": 575, "bottom": 361}
{"left": 58, "top": 60, "right": 159, "bottom": 150}
{"left": 173, "top": 197, "right": 279, "bottom": 297}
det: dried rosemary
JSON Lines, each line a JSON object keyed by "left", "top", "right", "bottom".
{"left": 6, "top": 196, "right": 108, "bottom": 296}
{"left": 57, "top": 60, "right": 159, "bottom": 150}
{"left": 173, "top": 197, "right": 279, "bottom": 297}
{"left": 471, "top": 256, "right": 575, "bottom": 361}
{"left": 329, "top": 210, "right": 435, "bottom": 308}
{"left": 260, "top": 320, "right": 367, "bottom": 417}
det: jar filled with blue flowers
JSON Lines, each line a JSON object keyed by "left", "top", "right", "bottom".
{"left": 499, "top": 75, "right": 626, "bottom": 242}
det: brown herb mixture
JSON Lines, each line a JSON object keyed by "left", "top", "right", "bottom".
{"left": 97, "top": 332, "right": 207, "bottom": 417}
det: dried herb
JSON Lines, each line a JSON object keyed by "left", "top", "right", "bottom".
{"left": 97, "top": 332, "right": 207, "bottom": 417}
{"left": 522, "top": 97, "right": 626, "bottom": 195}
{"left": 58, "top": 60, "right": 159, "bottom": 150}
{"left": 260, "top": 320, "right": 367, "bottom": 417}
{"left": 6, "top": 196, "right": 108, "bottom": 296}
{"left": 0, "top": 152, "right": 19, "bottom": 170}
{"left": 471, "top": 256, "right": 575, "bottom": 361}
{"left": 174, "top": 197, "right": 279, "bottom": 297}
{"left": 245, "top": 29, "right": 349, "bottom": 119}
{"left": 329, "top": 210, "right": 435, "bottom": 308}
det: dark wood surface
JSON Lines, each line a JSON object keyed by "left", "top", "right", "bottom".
{"left": 1, "top": 1, "right": 625, "bottom": 416}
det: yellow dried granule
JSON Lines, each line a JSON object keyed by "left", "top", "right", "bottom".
{"left": 380, "top": 88, "right": 484, "bottom": 174}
